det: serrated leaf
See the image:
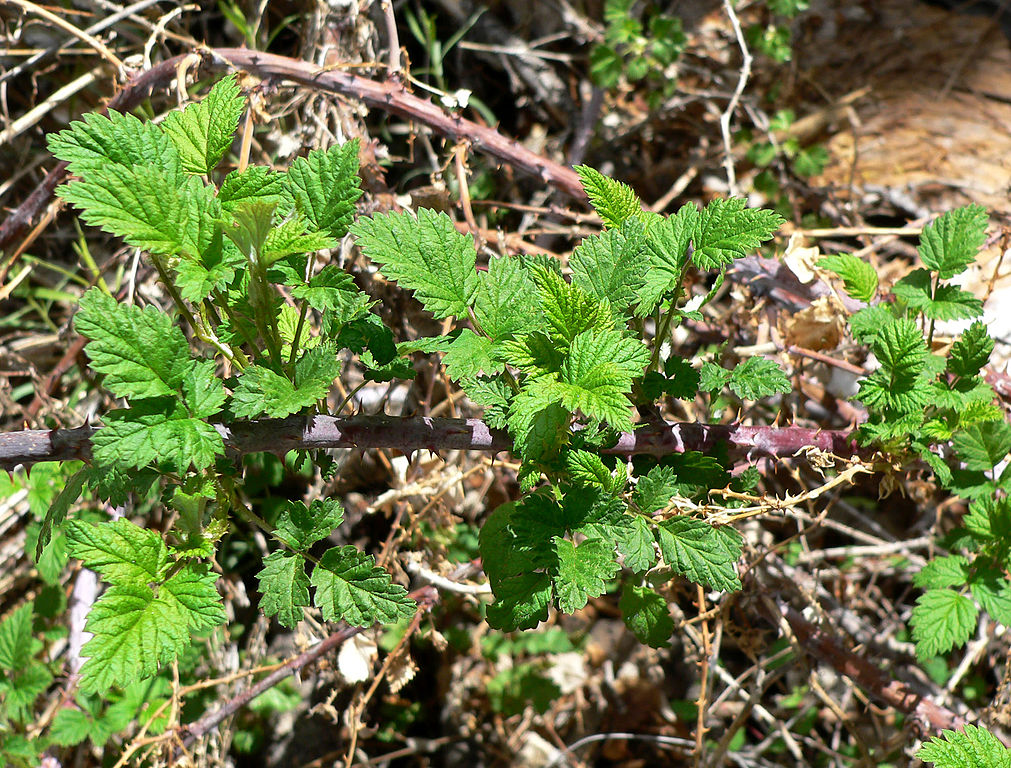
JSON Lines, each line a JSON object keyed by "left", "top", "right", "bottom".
{"left": 620, "top": 584, "right": 674, "bottom": 647}
{"left": 263, "top": 214, "right": 337, "bottom": 264}
{"left": 553, "top": 537, "right": 619, "bottom": 613}
{"left": 508, "top": 387, "right": 570, "bottom": 462}
{"left": 570, "top": 221, "right": 647, "bottom": 312}
{"left": 65, "top": 518, "right": 169, "bottom": 585}
{"left": 857, "top": 317, "right": 930, "bottom": 412}
{"left": 914, "top": 555, "right": 970, "bottom": 589}
{"left": 692, "top": 198, "right": 783, "bottom": 270}
{"left": 969, "top": 565, "right": 1011, "bottom": 625}
{"left": 634, "top": 466, "right": 680, "bottom": 514}
{"left": 0, "top": 603, "right": 36, "bottom": 671}
{"left": 218, "top": 165, "right": 286, "bottom": 210}
{"left": 258, "top": 550, "right": 310, "bottom": 628}
{"left": 848, "top": 304, "right": 893, "bottom": 344}
{"left": 461, "top": 375, "right": 512, "bottom": 429}
{"left": 474, "top": 255, "right": 540, "bottom": 339}
{"left": 351, "top": 208, "right": 478, "bottom": 319}
{"left": 77, "top": 583, "right": 189, "bottom": 693}
{"left": 954, "top": 420, "right": 1011, "bottom": 471}
{"left": 892, "top": 269, "right": 983, "bottom": 321}
{"left": 918, "top": 204, "right": 988, "bottom": 280}
{"left": 636, "top": 204, "right": 697, "bottom": 317}
{"left": 275, "top": 498, "right": 344, "bottom": 549}
{"left": 282, "top": 140, "right": 362, "bottom": 239}
{"left": 48, "top": 109, "right": 180, "bottom": 179}
{"left": 442, "top": 328, "right": 501, "bottom": 379}
{"left": 162, "top": 563, "right": 225, "bottom": 632}
{"left": 532, "top": 266, "right": 614, "bottom": 348}
{"left": 948, "top": 321, "right": 994, "bottom": 378}
{"left": 75, "top": 289, "right": 191, "bottom": 400}
{"left": 310, "top": 545, "right": 415, "bottom": 626}
{"left": 918, "top": 724, "right": 1011, "bottom": 768}
{"left": 162, "top": 75, "right": 243, "bottom": 174}
{"left": 818, "top": 253, "right": 878, "bottom": 303}
{"left": 574, "top": 165, "right": 642, "bottom": 228}
{"left": 656, "top": 516, "right": 742, "bottom": 592}
{"left": 291, "top": 264, "right": 371, "bottom": 314}
{"left": 36, "top": 468, "right": 87, "bottom": 559}
{"left": 616, "top": 515, "right": 657, "bottom": 572}
{"left": 911, "top": 588, "right": 978, "bottom": 659}
{"left": 93, "top": 399, "right": 225, "bottom": 472}
{"left": 728, "top": 355, "right": 791, "bottom": 400}
{"left": 231, "top": 345, "right": 340, "bottom": 418}
{"left": 486, "top": 571, "right": 552, "bottom": 631}
{"left": 699, "top": 361, "right": 733, "bottom": 393}
{"left": 565, "top": 449, "right": 615, "bottom": 490}
{"left": 479, "top": 502, "right": 538, "bottom": 589}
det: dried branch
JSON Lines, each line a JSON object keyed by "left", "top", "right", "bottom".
{"left": 0, "top": 414, "right": 863, "bottom": 471}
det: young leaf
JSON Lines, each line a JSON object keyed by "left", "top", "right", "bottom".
{"left": 442, "top": 329, "right": 501, "bottom": 379}
{"left": 257, "top": 550, "right": 310, "bottom": 629}
{"left": 553, "top": 537, "right": 620, "bottom": 613}
{"left": 917, "top": 724, "right": 1011, "bottom": 768}
{"left": 310, "top": 545, "right": 415, "bottom": 626}
{"left": 275, "top": 498, "right": 344, "bottom": 549}
{"left": 948, "top": 321, "right": 994, "bottom": 378}
{"left": 574, "top": 165, "right": 642, "bottom": 228}
{"left": 691, "top": 198, "right": 783, "bottom": 271}
{"left": 570, "top": 221, "right": 647, "bottom": 312}
{"left": 162, "top": 75, "right": 244, "bottom": 175}
{"left": 282, "top": 140, "right": 362, "bottom": 239}
{"left": 656, "top": 516, "right": 742, "bottom": 592}
{"left": 856, "top": 317, "right": 930, "bottom": 413}
{"left": 891, "top": 269, "right": 983, "bottom": 321}
{"left": 75, "top": 289, "right": 191, "bottom": 400}
{"left": 953, "top": 421, "right": 1011, "bottom": 471}
{"left": 913, "top": 555, "right": 970, "bottom": 590}
{"left": 351, "top": 208, "right": 479, "bottom": 319}
{"left": 968, "top": 566, "right": 1011, "bottom": 625}
{"left": 918, "top": 204, "right": 988, "bottom": 280}
{"left": 727, "top": 355, "right": 791, "bottom": 400}
{"left": 473, "top": 255, "right": 540, "bottom": 340}
{"left": 65, "top": 518, "right": 169, "bottom": 585}
{"left": 620, "top": 584, "right": 675, "bottom": 647}
{"left": 636, "top": 204, "right": 697, "bottom": 316}
{"left": 531, "top": 266, "right": 614, "bottom": 348}
{"left": 911, "top": 588, "right": 978, "bottom": 659}
{"left": 230, "top": 345, "right": 340, "bottom": 419}
{"left": 817, "top": 253, "right": 878, "bottom": 303}
{"left": 218, "top": 165, "right": 286, "bottom": 211}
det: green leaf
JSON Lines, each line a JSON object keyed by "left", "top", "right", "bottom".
{"left": 275, "top": 498, "right": 344, "bottom": 549}
{"left": 817, "top": 253, "right": 878, "bottom": 303}
{"left": 77, "top": 583, "right": 189, "bottom": 693}
{"left": 699, "top": 361, "right": 733, "bottom": 394}
{"left": 616, "top": 516, "right": 657, "bottom": 572}
{"left": 290, "top": 265, "right": 371, "bottom": 314}
{"left": 634, "top": 465, "right": 680, "bottom": 514}
{"left": 954, "top": 421, "right": 1011, "bottom": 471}
{"left": 553, "top": 537, "right": 619, "bottom": 613}
{"left": 969, "top": 566, "right": 1011, "bottom": 625}
{"left": 727, "top": 356, "right": 791, "bottom": 400}
{"left": 507, "top": 386, "right": 570, "bottom": 463}
{"left": 218, "top": 165, "right": 286, "bottom": 210}
{"left": 351, "top": 208, "right": 479, "bottom": 319}
{"left": 479, "top": 502, "right": 538, "bottom": 589}
{"left": 848, "top": 304, "right": 893, "bottom": 344}
{"left": 911, "top": 588, "right": 978, "bottom": 660}
{"left": 162, "top": 75, "right": 243, "bottom": 175}
{"left": 442, "top": 328, "right": 501, "bottom": 379}
{"left": 75, "top": 289, "right": 191, "bottom": 400}
{"left": 93, "top": 399, "right": 224, "bottom": 472}
{"left": 914, "top": 555, "right": 970, "bottom": 589}
{"left": 257, "top": 550, "right": 310, "bottom": 629}
{"left": 656, "top": 516, "right": 742, "bottom": 592}
{"left": 620, "top": 584, "right": 674, "bottom": 647}
{"left": 474, "top": 255, "right": 540, "bottom": 339}
{"left": 918, "top": 724, "right": 1011, "bottom": 768}
{"left": 231, "top": 345, "right": 340, "bottom": 418}
{"left": 857, "top": 317, "right": 930, "bottom": 413}
{"left": 565, "top": 449, "right": 616, "bottom": 491}
{"left": 574, "top": 165, "right": 642, "bottom": 228}
{"left": 892, "top": 269, "right": 984, "bottom": 321}
{"left": 0, "top": 603, "right": 36, "bottom": 671}
{"left": 65, "top": 518, "right": 169, "bottom": 584}
{"left": 48, "top": 109, "right": 180, "bottom": 178}
{"left": 310, "top": 545, "right": 415, "bottom": 626}
{"left": 0, "top": 656, "right": 51, "bottom": 724}
{"left": 692, "top": 198, "right": 783, "bottom": 271}
{"left": 532, "top": 266, "right": 614, "bottom": 348}
{"left": 486, "top": 572, "right": 553, "bottom": 631}
{"left": 162, "top": 563, "right": 226, "bottom": 632}
{"left": 36, "top": 468, "right": 87, "bottom": 559}
{"left": 570, "top": 221, "right": 648, "bottom": 313}
{"left": 461, "top": 375, "right": 512, "bottom": 429}
{"left": 918, "top": 204, "right": 988, "bottom": 280}
{"left": 949, "top": 321, "right": 994, "bottom": 379}
{"left": 282, "top": 140, "right": 362, "bottom": 239}
{"left": 264, "top": 214, "right": 338, "bottom": 264}
{"left": 636, "top": 204, "right": 697, "bottom": 317}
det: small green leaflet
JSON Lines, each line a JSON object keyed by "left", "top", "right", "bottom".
{"left": 891, "top": 268, "right": 983, "bottom": 321}
{"left": 656, "top": 516, "right": 742, "bottom": 592}
{"left": 485, "top": 572, "right": 553, "bottom": 631}
{"left": 570, "top": 221, "right": 647, "bottom": 313}
{"left": 620, "top": 584, "right": 674, "bottom": 647}
{"left": 282, "top": 140, "right": 362, "bottom": 240}
{"left": 953, "top": 420, "right": 1011, "bottom": 471}
{"left": 691, "top": 198, "right": 783, "bottom": 271}
{"left": 636, "top": 204, "right": 696, "bottom": 317}
{"left": 258, "top": 551, "right": 310, "bottom": 629}
{"left": 218, "top": 165, "right": 286, "bottom": 210}
{"left": 351, "top": 208, "right": 479, "bottom": 319}
{"left": 856, "top": 317, "right": 930, "bottom": 413}
{"left": 727, "top": 356, "right": 791, "bottom": 400}
{"left": 948, "top": 321, "right": 994, "bottom": 378}
{"left": 442, "top": 329, "right": 501, "bottom": 379}
{"left": 230, "top": 344, "right": 340, "bottom": 419}
{"left": 918, "top": 204, "right": 988, "bottom": 280}
{"left": 917, "top": 724, "right": 1011, "bottom": 768}
{"left": 817, "top": 253, "right": 878, "bottom": 303}
{"left": 48, "top": 109, "right": 180, "bottom": 179}
{"left": 275, "top": 498, "right": 344, "bottom": 549}
{"left": 914, "top": 555, "right": 970, "bottom": 590}
{"left": 552, "top": 537, "right": 620, "bottom": 613}
{"left": 309, "top": 545, "right": 415, "bottom": 626}
{"left": 911, "top": 588, "right": 978, "bottom": 660}
{"left": 65, "top": 518, "right": 168, "bottom": 584}
{"left": 574, "top": 165, "right": 642, "bottom": 228}
{"left": 616, "top": 516, "right": 658, "bottom": 573}
{"left": 473, "top": 255, "right": 540, "bottom": 339}
{"left": 162, "top": 75, "right": 244, "bottom": 175}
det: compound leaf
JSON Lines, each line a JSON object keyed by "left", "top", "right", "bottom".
{"left": 918, "top": 724, "right": 1011, "bottom": 768}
